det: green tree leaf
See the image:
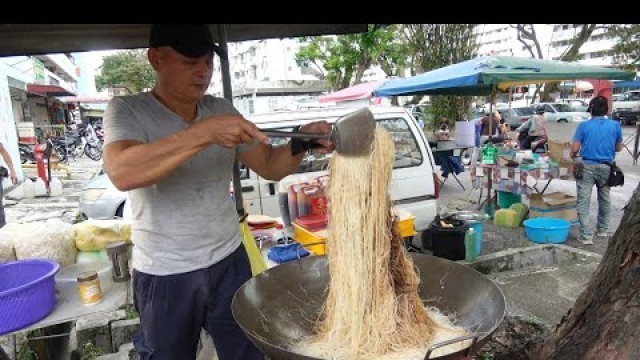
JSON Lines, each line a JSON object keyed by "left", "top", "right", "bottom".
{"left": 294, "top": 25, "right": 406, "bottom": 91}
{"left": 610, "top": 24, "right": 640, "bottom": 71}
{"left": 95, "top": 49, "right": 155, "bottom": 94}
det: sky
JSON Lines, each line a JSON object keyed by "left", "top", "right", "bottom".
{"left": 75, "top": 50, "right": 119, "bottom": 96}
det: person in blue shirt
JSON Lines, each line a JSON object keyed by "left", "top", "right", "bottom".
{"left": 570, "top": 96, "right": 623, "bottom": 244}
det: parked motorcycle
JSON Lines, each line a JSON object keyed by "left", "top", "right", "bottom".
{"left": 52, "top": 123, "right": 103, "bottom": 162}
{"left": 19, "top": 142, "right": 35, "bottom": 163}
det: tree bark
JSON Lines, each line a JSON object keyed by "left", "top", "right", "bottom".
{"left": 530, "top": 182, "right": 640, "bottom": 360}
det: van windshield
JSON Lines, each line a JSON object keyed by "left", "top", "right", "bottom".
{"left": 258, "top": 116, "right": 424, "bottom": 174}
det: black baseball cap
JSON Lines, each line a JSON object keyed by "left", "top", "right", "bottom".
{"left": 149, "top": 24, "right": 222, "bottom": 58}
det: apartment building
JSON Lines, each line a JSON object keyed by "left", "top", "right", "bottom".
{"left": 214, "top": 38, "right": 330, "bottom": 115}
{"left": 548, "top": 24, "right": 618, "bottom": 67}
{"left": 474, "top": 24, "right": 555, "bottom": 58}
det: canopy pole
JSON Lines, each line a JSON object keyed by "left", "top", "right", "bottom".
{"left": 217, "top": 24, "right": 247, "bottom": 218}
{"left": 488, "top": 86, "right": 497, "bottom": 141}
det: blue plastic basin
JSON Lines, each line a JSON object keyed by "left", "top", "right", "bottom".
{"left": 523, "top": 217, "right": 571, "bottom": 244}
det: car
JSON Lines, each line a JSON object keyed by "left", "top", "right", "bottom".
{"left": 530, "top": 103, "right": 590, "bottom": 123}
{"left": 79, "top": 163, "right": 127, "bottom": 219}
{"left": 243, "top": 106, "right": 439, "bottom": 233}
{"left": 557, "top": 98, "right": 590, "bottom": 112}
{"left": 612, "top": 90, "right": 640, "bottom": 125}
{"left": 497, "top": 106, "right": 536, "bottom": 130}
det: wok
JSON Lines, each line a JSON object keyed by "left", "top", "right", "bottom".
{"left": 231, "top": 253, "right": 506, "bottom": 359}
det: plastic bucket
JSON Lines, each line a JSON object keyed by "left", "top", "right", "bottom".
{"left": 523, "top": 217, "right": 571, "bottom": 244}
{"left": 423, "top": 218, "right": 469, "bottom": 261}
{"left": 497, "top": 191, "right": 521, "bottom": 209}
{"left": 0, "top": 259, "right": 60, "bottom": 335}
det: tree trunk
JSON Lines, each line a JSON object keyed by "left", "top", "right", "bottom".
{"left": 530, "top": 182, "right": 640, "bottom": 360}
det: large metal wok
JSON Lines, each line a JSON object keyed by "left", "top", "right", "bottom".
{"left": 231, "top": 253, "right": 506, "bottom": 360}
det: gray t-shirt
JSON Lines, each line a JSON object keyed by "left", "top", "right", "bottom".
{"left": 103, "top": 92, "right": 246, "bottom": 276}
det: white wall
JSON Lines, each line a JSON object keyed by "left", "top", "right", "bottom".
{"left": 0, "top": 67, "right": 24, "bottom": 180}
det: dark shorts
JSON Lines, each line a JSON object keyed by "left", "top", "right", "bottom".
{"left": 132, "top": 244, "right": 264, "bottom": 360}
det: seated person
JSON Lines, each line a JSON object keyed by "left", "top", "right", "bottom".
{"left": 481, "top": 110, "right": 505, "bottom": 144}
{"left": 516, "top": 109, "right": 547, "bottom": 150}
{"left": 436, "top": 116, "right": 450, "bottom": 140}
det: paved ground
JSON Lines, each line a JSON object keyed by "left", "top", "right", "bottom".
{"left": 436, "top": 124, "right": 640, "bottom": 258}
{"left": 4, "top": 156, "right": 101, "bottom": 224}
{"left": 3, "top": 124, "right": 639, "bottom": 332}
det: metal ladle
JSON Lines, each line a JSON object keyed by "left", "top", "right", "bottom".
{"left": 261, "top": 107, "right": 376, "bottom": 156}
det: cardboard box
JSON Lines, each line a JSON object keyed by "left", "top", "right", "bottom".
{"left": 547, "top": 141, "right": 574, "bottom": 166}
{"left": 528, "top": 192, "right": 578, "bottom": 224}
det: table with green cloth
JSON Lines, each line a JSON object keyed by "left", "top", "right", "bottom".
{"left": 471, "top": 161, "right": 575, "bottom": 196}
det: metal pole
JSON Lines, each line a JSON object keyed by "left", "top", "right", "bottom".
{"left": 634, "top": 123, "right": 639, "bottom": 166}
{"left": 217, "top": 24, "right": 246, "bottom": 218}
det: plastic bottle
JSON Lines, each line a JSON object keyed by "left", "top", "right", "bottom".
{"left": 464, "top": 228, "right": 477, "bottom": 261}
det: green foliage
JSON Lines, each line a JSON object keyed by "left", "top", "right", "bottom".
{"left": 80, "top": 342, "right": 103, "bottom": 360}
{"left": 95, "top": 49, "right": 155, "bottom": 94}
{"left": 610, "top": 24, "right": 640, "bottom": 71}
{"left": 403, "top": 24, "right": 479, "bottom": 123}
{"left": 16, "top": 344, "right": 37, "bottom": 360}
{"left": 295, "top": 25, "right": 406, "bottom": 90}
{"left": 123, "top": 304, "right": 139, "bottom": 320}
{"left": 473, "top": 351, "right": 495, "bottom": 360}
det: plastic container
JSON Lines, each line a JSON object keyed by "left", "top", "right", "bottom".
{"left": 523, "top": 217, "right": 571, "bottom": 244}
{"left": 77, "top": 271, "right": 103, "bottom": 305}
{"left": 423, "top": 217, "right": 469, "bottom": 261}
{"left": 447, "top": 211, "right": 486, "bottom": 255}
{"left": 464, "top": 228, "right": 477, "bottom": 261}
{"left": 497, "top": 191, "right": 521, "bottom": 209}
{"left": 0, "top": 259, "right": 60, "bottom": 335}
{"left": 455, "top": 121, "right": 476, "bottom": 147}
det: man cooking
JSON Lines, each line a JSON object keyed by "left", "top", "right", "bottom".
{"left": 103, "top": 24, "right": 333, "bottom": 360}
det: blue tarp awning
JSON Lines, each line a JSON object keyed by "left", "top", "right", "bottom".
{"left": 613, "top": 80, "right": 640, "bottom": 89}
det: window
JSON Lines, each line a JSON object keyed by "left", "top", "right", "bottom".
{"left": 264, "top": 117, "right": 423, "bottom": 175}
{"left": 269, "top": 98, "right": 278, "bottom": 110}
{"left": 377, "top": 117, "right": 423, "bottom": 168}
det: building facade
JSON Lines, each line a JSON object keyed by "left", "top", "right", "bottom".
{"left": 548, "top": 24, "right": 618, "bottom": 67}
{"left": 0, "top": 53, "right": 79, "bottom": 179}
{"left": 210, "top": 38, "right": 330, "bottom": 115}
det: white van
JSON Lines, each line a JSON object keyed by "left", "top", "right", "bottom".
{"left": 240, "top": 106, "right": 440, "bottom": 232}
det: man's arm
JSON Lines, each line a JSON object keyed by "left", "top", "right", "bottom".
{"left": 570, "top": 122, "right": 585, "bottom": 159}
{"left": 105, "top": 114, "right": 270, "bottom": 191}
{"left": 0, "top": 143, "right": 17, "bottom": 184}
{"left": 615, "top": 124, "right": 623, "bottom": 152}
{"left": 236, "top": 121, "right": 333, "bottom": 181}
{"left": 570, "top": 141, "right": 581, "bottom": 159}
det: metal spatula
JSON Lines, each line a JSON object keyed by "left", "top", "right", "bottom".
{"left": 261, "top": 107, "right": 376, "bottom": 156}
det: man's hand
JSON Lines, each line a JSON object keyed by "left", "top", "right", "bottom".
{"left": 299, "top": 121, "right": 335, "bottom": 154}
{"left": 9, "top": 169, "right": 17, "bottom": 185}
{"left": 197, "top": 114, "right": 271, "bottom": 148}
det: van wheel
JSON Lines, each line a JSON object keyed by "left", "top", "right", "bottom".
{"left": 558, "top": 119, "right": 568, "bottom": 123}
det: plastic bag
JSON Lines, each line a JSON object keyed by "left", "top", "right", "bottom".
{"left": 13, "top": 219, "right": 77, "bottom": 266}
{"left": 73, "top": 219, "right": 132, "bottom": 252}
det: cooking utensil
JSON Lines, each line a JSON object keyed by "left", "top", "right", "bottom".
{"left": 262, "top": 107, "right": 376, "bottom": 156}
{"left": 231, "top": 253, "right": 506, "bottom": 360}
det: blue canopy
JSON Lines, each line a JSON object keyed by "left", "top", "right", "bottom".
{"left": 613, "top": 80, "right": 640, "bottom": 89}
{"left": 373, "top": 56, "right": 636, "bottom": 97}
